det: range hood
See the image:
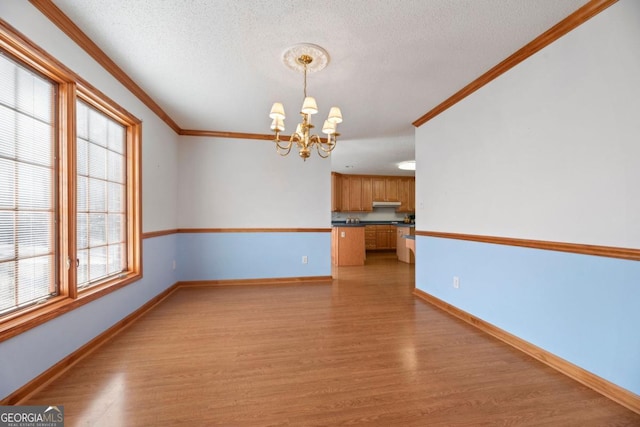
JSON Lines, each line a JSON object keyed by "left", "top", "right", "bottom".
{"left": 372, "top": 201, "right": 401, "bottom": 207}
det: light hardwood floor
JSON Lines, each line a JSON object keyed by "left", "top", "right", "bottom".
{"left": 25, "top": 251, "right": 640, "bottom": 425}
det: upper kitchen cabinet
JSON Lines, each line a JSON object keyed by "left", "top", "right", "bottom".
{"left": 362, "top": 177, "right": 373, "bottom": 210}
{"left": 372, "top": 176, "right": 400, "bottom": 202}
{"left": 332, "top": 173, "right": 414, "bottom": 213}
{"left": 372, "top": 177, "right": 386, "bottom": 201}
{"left": 397, "top": 178, "right": 415, "bottom": 213}
{"left": 331, "top": 172, "right": 342, "bottom": 212}
{"left": 385, "top": 178, "right": 399, "bottom": 202}
{"left": 348, "top": 175, "right": 363, "bottom": 211}
{"left": 335, "top": 174, "right": 372, "bottom": 212}
{"left": 408, "top": 179, "right": 415, "bottom": 212}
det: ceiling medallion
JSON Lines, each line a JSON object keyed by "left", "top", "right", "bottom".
{"left": 269, "top": 43, "right": 342, "bottom": 161}
{"left": 281, "top": 43, "right": 329, "bottom": 74}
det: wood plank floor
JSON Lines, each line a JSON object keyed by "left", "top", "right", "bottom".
{"left": 25, "top": 251, "right": 640, "bottom": 426}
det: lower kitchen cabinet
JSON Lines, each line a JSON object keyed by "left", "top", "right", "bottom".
{"left": 365, "top": 228, "right": 376, "bottom": 250}
{"left": 396, "top": 226, "right": 415, "bottom": 263}
{"left": 364, "top": 225, "right": 396, "bottom": 251}
{"left": 331, "top": 227, "right": 365, "bottom": 266}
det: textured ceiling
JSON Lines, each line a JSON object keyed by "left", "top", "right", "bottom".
{"left": 51, "top": 0, "right": 588, "bottom": 175}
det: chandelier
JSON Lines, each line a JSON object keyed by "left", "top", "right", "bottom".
{"left": 269, "top": 44, "right": 342, "bottom": 160}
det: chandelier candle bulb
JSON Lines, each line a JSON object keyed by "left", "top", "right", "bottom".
{"left": 271, "top": 117, "right": 284, "bottom": 132}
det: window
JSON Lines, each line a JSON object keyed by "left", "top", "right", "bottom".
{"left": 0, "top": 52, "right": 57, "bottom": 316}
{"left": 76, "top": 100, "right": 127, "bottom": 289}
{"left": 0, "top": 22, "right": 141, "bottom": 339}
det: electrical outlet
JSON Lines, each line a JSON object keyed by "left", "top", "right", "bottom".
{"left": 453, "top": 276, "right": 460, "bottom": 289}
{"left": 302, "top": 256, "right": 308, "bottom": 264}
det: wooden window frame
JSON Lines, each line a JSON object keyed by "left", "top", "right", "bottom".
{"left": 0, "top": 20, "right": 141, "bottom": 342}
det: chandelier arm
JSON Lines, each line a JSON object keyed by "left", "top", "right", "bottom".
{"left": 277, "top": 147, "right": 292, "bottom": 157}
{"left": 275, "top": 132, "right": 294, "bottom": 154}
{"left": 290, "top": 132, "right": 303, "bottom": 148}
{"left": 308, "top": 134, "right": 321, "bottom": 144}
{"left": 317, "top": 136, "right": 337, "bottom": 153}
{"left": 276, "top": 141, "right": 293, "bottom": 156}
{"left": 275, "top": 138, "right": 292, "bottom": 151}
{"left": 315, "top": 143, "right": 330, "bottom": 158}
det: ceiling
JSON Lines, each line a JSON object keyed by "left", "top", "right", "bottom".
{"left": 50, "top": 0, "right": 588, "bottom": 176}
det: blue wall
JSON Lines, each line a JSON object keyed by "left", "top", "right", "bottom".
{"left": 177, "top": 232, "right": 331, "bottom": 281}
{"left": 0, "top": 234, "right": 179, "bottom": 400}
{"left": 415, "top": 235, "right": 640, "bottom": 395}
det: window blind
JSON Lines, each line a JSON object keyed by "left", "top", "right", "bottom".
{"left": 0, "top": 51, "right": 56, "bottom": 315}
{"left": 76, "top": 100, "right": 127, "bottom": 288}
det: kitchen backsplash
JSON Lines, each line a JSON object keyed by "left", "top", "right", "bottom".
{"left": 332, "top": 207, "right": 407, "bottom": 222}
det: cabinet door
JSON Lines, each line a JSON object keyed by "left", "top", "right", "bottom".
{"left": 397, "top": 178, "right": 410, "bottom": 212}
{"left": 385, "top": 177, "right": 399, "bottom": 201}
{"left": 389, "top": 227, "right": 397, "bottom": 249}
{"left": 375, "top": 225, "right": 394, "bottom": 249}
{"left": 408, "top": 178, "right": 415, "bottom": 212}
{"left": 340, "top": 176, "right": 351, "bottom": 211}
{"left": 376, "top": 230, "right": 389, "bottom": 249}
{"left": 365, "top": 229, "right": 377, "bottom": 250}
{"left": 372, "top": 178, "right": 386, "bottom": 201}
{"left": 331, "top": 173, "right": 342, "bottom": 212}
{"left": 396, "top": 228, "right": 404, "bottom": 260}
{"left": 348, "top": 176, "right": 363, "bottom": 211}
{"left": 361, "top": 177, "right": 373, "bottom": 211}
{"left": 335, "top": 226, "right": 365, "bottom": 266}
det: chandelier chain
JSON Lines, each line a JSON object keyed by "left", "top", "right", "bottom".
{"left": 303, "top": 62, "right": 308, "bottom": 98}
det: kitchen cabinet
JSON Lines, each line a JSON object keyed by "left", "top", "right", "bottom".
{"left": 397, "top": 178, "right": 416, "bottom": 213}
{"left": 365, "top": 226, "right": 376, "bottom": 250}
{"left": 332, "top": 226, "right": 365, "bottom": 266}
{"left": 335, "top": 175, "right": 372, "bottom": 212}
{"left": 340, "top": 175, "right": 350, "bottom": 211}
{"left": 397, "top": 178, "right": 410, "bottom": 212}
{"left": 372, "top": 178, "right": 386, "bottom": 201}
{"left": 373, "top": 177, "right": 399, "bottom": 202}
{"left": 332, "top": 173, "right": 414, "bottom": 213}
{"left": 349, "top": 176, "right": 363, "bottom": 211}
{"left": 365, "top": 225, "right": 396, "bottom": 250}
{"left": 408, "top": 179, "right": 415, "bottom": 212}
{"left": 376, "top": 229, "right": 391, "bottom": 249}
{"left": 384, "top": 178, "right": 399, "bottom": 202}
{"left": 396, "top": 227, "right": 415, "bottom": 263}
{"left": 331, "top": 172, "right": 342, "bottom": 212}
{"left": 361, "top": 177, "right": 372, "bottom": 210}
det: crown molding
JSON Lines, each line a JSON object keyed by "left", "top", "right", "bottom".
{"left": 412, "top": 0, "right": 618, "bottom": 127}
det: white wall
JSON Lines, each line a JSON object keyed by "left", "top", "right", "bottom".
{"left": 0, "top": 1, "right": 180, "bottom": 400}
{"left": 416, "top": 0, "right": 640, "bottom": 249}
{"left": 178, "top": 136, "right": 331, "bottom": 228}
{"left": 414, "top": 0, "right": 640, "bottom": 396}
{"left": 0, "top": 1, "right": 180, "bottom": 233}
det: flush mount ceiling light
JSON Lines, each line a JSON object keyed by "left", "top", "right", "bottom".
{"left": 269, "top": 44, "right": 342, "bottom": 161}
{"left": 398, "top": 160, "right": 416, "bottom": 171}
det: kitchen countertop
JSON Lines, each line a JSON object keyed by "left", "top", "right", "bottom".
{"left": 331, "top": 221, "right": 415, "bottom": 227}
